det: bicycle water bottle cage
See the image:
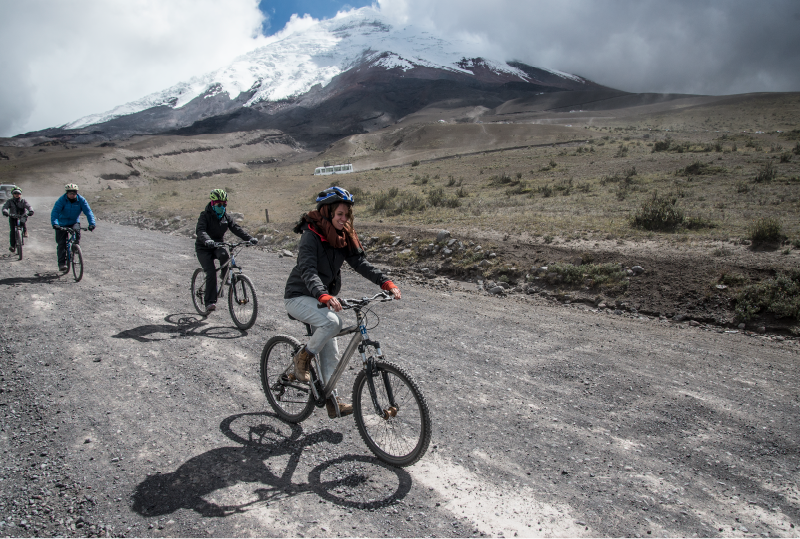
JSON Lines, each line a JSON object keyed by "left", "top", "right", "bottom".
{"left": 287, "top": 313, "right": 313, "bottom": 336}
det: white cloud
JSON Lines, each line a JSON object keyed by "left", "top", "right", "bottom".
{"left": 0, "top": 0, "right": 271, "bottom": 136}
{"left": 376, "top": 0, "right": 800, "bottom": 95}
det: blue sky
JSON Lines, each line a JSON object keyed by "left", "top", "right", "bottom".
{"left": 258, "top": 0, "right": 373, "bottom": 35}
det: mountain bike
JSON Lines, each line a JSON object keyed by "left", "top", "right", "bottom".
{"left": 191, "top": 241, "right": 258, "bottom": 330}
{"left": 10, "top": 213, "right": 27, "bottom": 260}
{"left": 260, "top": 292, "right": 431, "bottom": 467}
{"left": 54, "top": 224, "right": 87, "bottom": 282}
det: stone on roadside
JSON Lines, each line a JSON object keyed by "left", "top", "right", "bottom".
{"left": 488, "top": 286, "right": 505, "bottom": 295}
{"left": 436, "top": 230, "right": 450, "bottom": 242}
{"left": 631, "top": 265, "right": 645, "bottom": 275}
{"left": 689, "top": 320, "right": 700, "bottom": 326}
{"left": 280, "top": 249, "right": 294, "bottom": 258}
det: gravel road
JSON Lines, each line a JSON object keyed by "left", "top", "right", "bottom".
{"left": 1, "top": 215, "right": 798, "bottom": 538}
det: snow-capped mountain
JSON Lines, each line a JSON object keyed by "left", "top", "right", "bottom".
{"left": 48, "top": 7, "right": 608, "bottom": 146}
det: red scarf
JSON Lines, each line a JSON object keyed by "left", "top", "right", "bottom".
{"left": 303, "top": 207, "right": 362, "bottom": 252}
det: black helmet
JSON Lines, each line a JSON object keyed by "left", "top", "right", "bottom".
{"left": 316, "top": 186, "right": 354, "bottom": 210}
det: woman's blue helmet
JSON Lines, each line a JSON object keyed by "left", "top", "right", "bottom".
{"left": 316, "top": 186, "right": 354, "bottom": 209}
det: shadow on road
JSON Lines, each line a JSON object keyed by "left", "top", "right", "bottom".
{"left": 131, "top": 411, "right": 412, "bottom": 518}
{"left": 112, "top": 313, "right": 247, "bottom": 342}
{"left": 0, "top": 271, "right": 65, "bottom": 286}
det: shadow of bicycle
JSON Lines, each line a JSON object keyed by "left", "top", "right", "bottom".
{"left": 0, "top": 271, "right": 65, "bottom": 286}
{"left": 112, "top": 313, "right": 247, "bottom": 342}
{"left": 130, "top": 411, "right": 413, "bottom": 519}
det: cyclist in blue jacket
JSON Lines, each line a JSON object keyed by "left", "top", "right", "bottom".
{"left": 50, "top": 183, "right": 96, "bottom": 271}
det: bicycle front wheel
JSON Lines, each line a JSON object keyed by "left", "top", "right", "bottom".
{"left": 353, "top": 360, "right": 431, "bottom": 467}
{"left": 71, "top": 245, "right": 83, "bottom": 282}
{"left": 15, "top": 228, "right": 22, "bottom": 260}
{"left": 228, "top": 274, "right": 258, "bottom": 330}
{"left": 260, "top": 335, "right": 315, "bottom": 423}
{"left": 190, "top": 268, "right": 208, "bottom": 315}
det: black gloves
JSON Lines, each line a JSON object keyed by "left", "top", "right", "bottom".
{"left": 249, "top": 238, "right": 258, "bottom": 245}
{"left": 88, "top": 225, "right": 95, "bottom": 231}
{"left": 205, "top": 239, "right": 216, "bottom": 248}
{"left": 28, "top": 210, "right": 34, "bottom": 216}
{"left": 52, "top": 224, "right": 59, "bottom": 230}
{"left": 1, "top": 210, "right": 7, "bottom": 217}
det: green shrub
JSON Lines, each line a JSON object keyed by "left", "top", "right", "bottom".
{"left": 373, "top": 189, "right": 398, "bottom": 211}
{"left": 735, "top": 270, "right": 800, "bottom": 321}
{"left": 780, "top": 152, "right": 792, "bottom": 163}
{"left": 652, "top": 137, "right": 672, "bottom": 152}
{"left": 411, "top": 160, "right": 420, "bottom": 167}
{"left": 390, "top": 194, "right": 426, "bottom": 214}
{"left": 747, "top": 217, "right": 783, "bottom": 246}
{"left": 753, "top": 162, "right": 776, "bottom": 183}
{"left": 547, "top": 262, "right": 627, "bottom": 289}
{"left": 794, "top": 142, "right": 800, "bottom": 155}
{"left": 718, "top": 272, "right": 748, "bottom": 287}
{"left": 630, "top": 192, "right": 685, "bottom": 231}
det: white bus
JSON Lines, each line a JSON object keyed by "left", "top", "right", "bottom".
{"left": 314, "top": 164, "right": 354, "bottom": 175}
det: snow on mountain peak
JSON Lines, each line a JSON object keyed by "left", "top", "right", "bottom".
{"left": 65, "top": 7, "right": 578, "bottom": 130}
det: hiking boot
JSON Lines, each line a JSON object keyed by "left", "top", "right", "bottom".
{"left": 59, "top": 264, "right": 68, "bottom": 271}
{"left": 206, "top": 303, "right": 216, "bottom": 312}
{"left": 23, "top": 230, "right": 28, "bottom": 238}
{"left": 292, "top": 346, "right": 313, "bottom": 383}
{"left": 8, "top": 246, "right": 14, "bottom": 252}
{"left": 326, "top": 397, "right": 354, "bottom": 418}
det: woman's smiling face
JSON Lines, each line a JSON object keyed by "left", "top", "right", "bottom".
{"left": 331, "top": 203, "right": 350, "bottom": 231}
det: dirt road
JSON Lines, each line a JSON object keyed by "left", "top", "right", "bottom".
{"left": 1, "top": 216, "right": 798, "bottom": 537}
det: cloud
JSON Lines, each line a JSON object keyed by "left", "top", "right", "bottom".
{"left": 0, "top": 0, "right": 271, "bottom": 137}
{"left": 376, "top": 0, "right": 800, "bottom": 95}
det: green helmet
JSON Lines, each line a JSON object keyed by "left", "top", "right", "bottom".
{"left": 209, "top": 189, "right": 227, "bottom": 202}
{"left": 11, "top": 187, "right": 21, "bottom": 195}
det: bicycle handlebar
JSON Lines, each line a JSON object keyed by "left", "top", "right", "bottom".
{"left": 54, "top": 225, "right": 88, "bottom": 231}
{"left": 339, "top": 291, "right": 393, "bottom": 309}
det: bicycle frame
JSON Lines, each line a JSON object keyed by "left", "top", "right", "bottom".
{"left": 213, "top": 242, "right": 247, "bottom": 290}
{"left": 306, "top": 295, "right": 390, "bottom": 416}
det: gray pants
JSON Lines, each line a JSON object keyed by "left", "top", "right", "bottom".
{"left": 284, "top": 295, "right": 343, "bottom": 386}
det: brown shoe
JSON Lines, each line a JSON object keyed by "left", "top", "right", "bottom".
{"left": 293, "top": 346, "right": 313, "bottom": 383}
{"left": 326, "top": 397, "right": 353, "bottom": 419}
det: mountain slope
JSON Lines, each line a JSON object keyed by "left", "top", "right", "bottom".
{"left": 25, "top": 7, "right": 615, "bottom": 147}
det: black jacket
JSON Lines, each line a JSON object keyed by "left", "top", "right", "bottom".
{"left": 194, "top": 203, "right": 252, "bottom": 249}
{"left": 284, "top": 222, "right": 389, "bottom": 300}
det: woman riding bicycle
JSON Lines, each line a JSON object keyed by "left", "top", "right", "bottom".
{"left": 2, "top": 187, "right": 33, "bottom": 252}
{"left": 285, "top": 186, "right": 401, "bottom": 419}
{"left": 195, "top": 189, "right": 258, "bottom": 312}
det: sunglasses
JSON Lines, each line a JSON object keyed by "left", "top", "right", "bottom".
{"left": 213, "top": 201, "right": 227, "bottom": 207}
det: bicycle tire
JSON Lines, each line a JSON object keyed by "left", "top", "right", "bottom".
{"left": 15, "top": 228, "right": 22, "bottom": 260}
{"left": 190, "top": 268, "right": 209, "bottom": 316}
{"left": 228, "top": 274, "right": 258, "bottom": 330}
{"left": 352, "top": 359, "right": 431, "bottom": 467}
{"left": 71, "top": 244, "right": 83, "bottom": 282}
{"left": 260, "top": 335, "right": 315, "bottom": 423}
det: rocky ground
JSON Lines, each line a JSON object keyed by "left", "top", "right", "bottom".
{"left": 1, "top": 217, "right": 799, "bottom": 538}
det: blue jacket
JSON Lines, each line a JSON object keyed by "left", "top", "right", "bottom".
{"left": 51, "top": 193, "right": 96, "bottom": 227}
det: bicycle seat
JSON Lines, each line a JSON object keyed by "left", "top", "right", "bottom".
{"left": 287, "top": 314, "right": 313, "bottom": 337}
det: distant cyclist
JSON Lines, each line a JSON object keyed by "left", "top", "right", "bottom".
{"left": 195, "top": 189, "right": 258, "bottom": 312}
{"left": 50, "top": 184, "right": 96, "bottom": 271}
{"left": 2, "top": 187, "right": 33, "bottom": 252}
{"left": 285, "top": 186, "right": 401, "bottom": 419}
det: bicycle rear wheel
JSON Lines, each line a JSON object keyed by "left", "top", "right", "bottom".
{"left": 15, "top": 228, "right": 22, "bottom": 260}
{"left": 228, "top": 274, "right": 258, "bottom": 330}
{"left": 190, "top": 268, "right": 208, "bottom": 315}
{"left": 260, "top": 335, "right": 315, "bottom": 423}
{"left": 353, "top": 359, "right": 431, "bottom": 467}
{"left": 71, "top": 245, "right": 83, "bottom": 282}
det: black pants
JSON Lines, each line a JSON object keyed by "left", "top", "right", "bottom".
{"left": 8, "top": 217, "right": 18, "bottom": 248}
{"left": 196, "top": 247, "right": 230, "bottom": 307}
{"left": 55, "top": 227, "right": 81, "bottom": 266}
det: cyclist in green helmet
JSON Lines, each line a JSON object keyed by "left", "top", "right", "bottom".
{"left": 195, "top": 189, "right": 258, "bottom": 312}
